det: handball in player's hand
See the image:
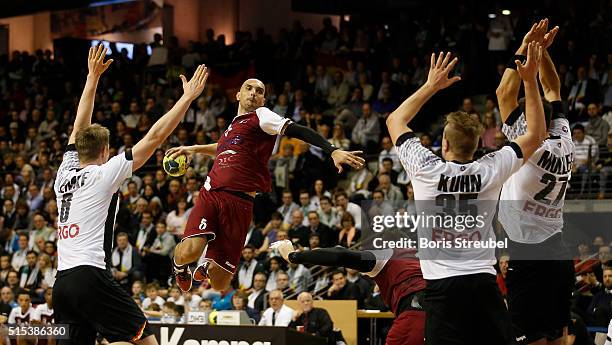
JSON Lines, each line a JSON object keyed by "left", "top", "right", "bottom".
{"left": 163, "top": 154, "right": 188, "bottom": 177}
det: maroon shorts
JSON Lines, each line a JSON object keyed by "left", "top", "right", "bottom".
{"left": 385, "top": 310, "right": 425, "bottom": 345}
{"left": 183, "top": 188, "right": 253, "bottom": 274}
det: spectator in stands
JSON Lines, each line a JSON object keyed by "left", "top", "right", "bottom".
{"left": 481, "top": 112, "right": 499, "bottom": 149}
{"left": 586, "top": 103, "right": 610, "bottom": 146}
{"left": 132, "top": 281, "right": 145, "bottom": 302}
{"left": 11, "top": 233, "right": 30, "bottom": 271}
{"left": 142, "top": 283, "right": 165, "bottom": 309}
{"left": 334, "top": 190, "right": 362, "bottom": 230}
{"left": 25, "top": 184, "right": 43, "bottom": 212}
{"left": 594, "top": 245, "right": 611, "bottom": 283}
{"left": 329, "top": 124, "right": 350, "bottom": 151}
{"left": 0, "top": 287, "right": 17, "bottom": 310}
{"left": 232, "top": 291, "right": 260, "bottom": 324}
{"left": 568, "top": 66, "right": 601, "bottom": 116}
{"left": 298, "top": 191, "right": 315, "bottom": 225}
{"left": 308, "top": 233, "right": 321, "bottom": 251}
{"left": 287, "top": 261, "right": 312, "bottom": 294}
{"left": 29, "top": 213, "right": 55, "bottom": 251}
{"left": 238, "top": 245, "right": 265, "bottom": 290}
{"left": 142, "top": 221, "right": 175, "bottom": 285}
{"left": 248, "top": 272, "right": 268, "bottom": 312}
{"left": 325, "top": 269, "right": 360, "bottom": 303}
{"left": 345, "top": 268, "right": 373, "bottom": 302}
{"left": 597, "top": 133, "right": 612, "bottom": 199}
{"left": 306, "top": 211, "right": 335, "bottom": 248}
{"left": 317, "top": 196, "right": 339, "bottom": 230}
{"left": 135, "top": 210, "right": 156, "bottom": 252}
{"left": 573, "top": 124, "right": 600, "bottom": 194}
{"left": 286, "top": 210, "right": 308, "bottom": 249}
{"left": 278, "top": 190, "right": 299, "bottom": 226}
{"left": 111, "top": 232, "right": 143, "bottom": 291}
{"left": 327, "top": 71, "right": 350, "bottom": 111}
{"left": 352, "top": 103, "right": 381, "bottom": 153}
{"left": 6, "top": 271, "right": 20, "bottom": 295}
{"left": 2, "top": 199, "right": 16, "bottom": 230}
{"left": 586, "top": 267, "right": 612, "bottom": 326}
{"left": 265, "top": 257, "right": 284, "bottom": 292}
{"left": 378, "top": 136, "right": 401, "bottom": 172}
{"left": 166, "top": 197, "right": 189, "bottom": 237}
{"left": 338, "top": 213, "right": 358, "bottom": 248}
{"left": 310, "top": 179, "right": 330, "bottom": 210}
{"left": 496, "top": 254, "right": 509, "bottom": 297}
{"left": 276, "top": 271, "right": 295, "bottom": 298}
{"left": 0, "top": 255, "right": 11, "bottom": 284}
{"left": 377, "top": 174, "right": 403, "bottom": 201}
{"left": 36, "top": 253, "right": 56, "bottom": 293}
{"left": 460, "top": 97, "right": 478, "bottom": 116}
{"left": 211, "top": 287, "right": 236, "bottom": 311}
{"left": 259, "top": 289, "right": 294, "bottom": 326}
{"left": 289, "top": 292, "right": 334, "bottom": 344}
{"left": 18, "top": 250, "right": 41, "bottom": 296}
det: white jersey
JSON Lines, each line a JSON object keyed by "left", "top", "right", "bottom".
{"left": 500, "top": 108, "right": 574, "bottom": 243}
{"left": 397, "top": 133, "right": 523, "bottom": 279}
{"left": 8, "top": 306, "right": 33, "bottom": 324}
{"left": 54, "top": 145, "right": 133, "bottom": 271}
{"left": 32, "top": 303, "right": 54, "bottom": 324}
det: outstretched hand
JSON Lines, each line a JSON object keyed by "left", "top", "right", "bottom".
{"left": 88, "top": 44, "right": 113, "bottom": 78}
{"left": 516, "top": 41, "right": 543, "bottom": 81}
{"left": 331, "top": 150, "right": 365, "bottom": 173}
{"left": 181, "top": 64, "right": 209, "bottom": 101}
{"left": 425, "top": 52, "right": 461, "bottom": 92}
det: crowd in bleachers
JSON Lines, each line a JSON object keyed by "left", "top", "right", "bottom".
{"left": 0, "top": 1, "right": 610, "bottom": 342}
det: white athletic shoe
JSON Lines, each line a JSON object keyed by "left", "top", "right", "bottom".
{"left": 270, "top": 239, "right": 295, "bottom": 262}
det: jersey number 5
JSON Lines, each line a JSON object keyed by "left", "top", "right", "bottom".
{"left": 534, "top": 173, "right": 568, "bottom": 206}
{"left": 60, "top": 193, "right": 73, "bottom": 223}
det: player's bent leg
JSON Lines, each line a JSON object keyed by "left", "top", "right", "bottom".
{"left": 174, "top": 237, "right": 208, "bottom": 266}
{"left": 173, "top": 237, "right": 208, "bottom": 292}
{"left": 207, "top": 261, "right": 233, "bottom": 291}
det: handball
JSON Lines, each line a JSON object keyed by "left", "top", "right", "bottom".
{"left": 163, "top": 154, "right": 188, "bottom": 177}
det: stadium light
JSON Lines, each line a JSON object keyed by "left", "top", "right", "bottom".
{"left": 502, "top": 9, "right": 511, "bottom": 15}
{"left": 343, "top": 15, "right": 351, "bottom": 22}
{"left": 488, "top": 13, "right": 497, "bottom": 19}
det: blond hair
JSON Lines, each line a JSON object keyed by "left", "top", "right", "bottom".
{"left": 75, "top": 124, "right": 110, "bottom": 162}
{"left": 444, "top": 111, "right": 484, "bottom": 157}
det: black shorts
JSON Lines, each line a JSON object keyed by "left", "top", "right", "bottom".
{"left": 424, "top": 273, "right": 514, "bottom": 345}
{"left": 53, "top": 265, "right": 153, "bottom": 344}
{"left": 506, "top": 241, "right": 574, "bottom": 345}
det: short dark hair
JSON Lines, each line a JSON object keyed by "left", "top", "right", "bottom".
{"left": 382, "top": 157, "right": 393, "bottom": 164}
{"left": 319, "top": 196, "right": 332, "bottom": 204}
{"left": 26, "top": 250, "right": 37, "bottom": 257}
{"left": 243, "top": 244, "right": 256, "bottom": 251}
{"left": 331, "top": 269, "right": 345, "bottom": 278}
{"left": 573, "top": 124, "right": 585, "bottom": 132}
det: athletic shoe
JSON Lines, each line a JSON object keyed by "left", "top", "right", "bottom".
{"left": 173, "top": 261, "right": 193, "bottom": 292}
{"left": 271, "top": 239, "right": 295, "bottom": 262}
{"left": 193, "top": 262, "right": 210, "bottom": 282}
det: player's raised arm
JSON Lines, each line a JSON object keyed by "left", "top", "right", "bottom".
{"left": 69, "top": 45, "right": 113, "bottom": 145}
{"left": 496, "top": 19, "right": 552, "bottom": 121}
{"left": 386, "top": 52, "right": 461, "bottom": 145}
{"left": 282, "top": 121, "right": 365, "bottom": 173}
{"left": 132, "top": 65, "right": 209, "bottom": 171}
{"left": 513, "top": 42, "right": 547, "bottom": 162}
{"left": 538, "top": 27, "right": 561, "bottom": 102}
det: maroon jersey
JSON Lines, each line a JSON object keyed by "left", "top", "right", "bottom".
{"left": 206, "top": 107, "right": 290, "bottom": 193}
{"left": 366, "top": 249, "right": 425, "bottom": 314}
